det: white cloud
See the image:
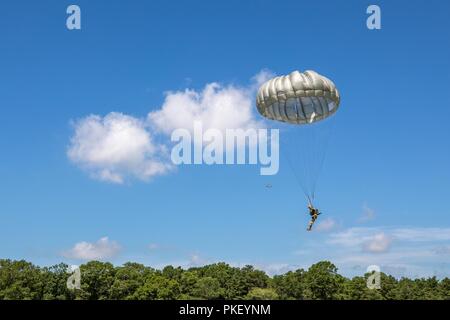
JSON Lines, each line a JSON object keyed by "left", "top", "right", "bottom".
{"left": 314, "top": 218, "right": 338, "bottom": 232}
{"left": 328, "top": 227, "right": 375, "bottom": 247}
{"left": 330, "top": 248, "right": 441, "bottom": 279}
{"left": 68, "top": 71, "right": 272, "bottom": 183}
{"left": 391, "top": 228, "right": 450, "bottom": 242}
{"left": 293, "top": 249, "right": 311, "bottom": 256}
{"left": 329, "top": 249, "right": 435, "bottom": 267}
{"left": 257, "top": 263, "right": 300, "bottom": 276}
{"left": 62, "top": 237, "right": 121, "bottom": 260}
{"left": 148, "top": 243, "right": 160, "bottom": 251}
{"left": 67, "top": 112, "right": 173, "bottom": 184}
{"left": 434, "top": 245, "right": 450, "bottom": 255}
{"left": 328, "top": 228, "right": 392, "bottom": 253}
{"left": 358, "top": 203, "right": 375, "bottom": 223}
{"left": 250, "top": 69, "right": 276, "bottom": 90}
{"left": 329, "top": 227, "right": 450, "bottom": 248}
{"left": 188, "top": 253, "right": 209, "bottom": 267}
{"left": 380, "top": 265, "right": 408, "bottom": 277}
{"left": 148, "top": 82, "right": 262, "bottom": 137}
{"left": 315, "top": 226, "right": 450, "bottom": 278}
{"left": 362, "top": 232, "right": 392, "bottom": 253}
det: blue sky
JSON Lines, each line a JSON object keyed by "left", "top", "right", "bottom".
{"left": 1, "top": 0, "right": 450, "bottom": 278}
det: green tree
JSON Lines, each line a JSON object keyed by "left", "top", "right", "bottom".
{"left": 133, "top": 274, "right": 180, "bottom": 300}
{"left": 393, "top": 278, "right": 418, "bottom": 299}
{"left": 1, "top": 259, "right": 450, "bottom": 300}
{"left": 226, "top": 265, "right": 269, "bottom": 299}
{"left": 76, "top": 261, "right": 116, "bottom": 300}
{"left": 304, "top": 261, "right": 340, "bottom": 300}
{"left": 110, "top": 262, "right": 153, "bottom": 300}
{"left": 179, "top": 270, "right": 201, "bottom": 299}
{"left": 190, "top": 263, "right": 239, "bottom": 298}
{"left": 41, "top": 263, "right": 74, "bottom": 300}
{"left": 245, "top": 287, "right": 279, "bottom": 300}
{"left": 0, "top": 259, "right": 44, "bottom": 300}
{"left": 439, "top": 278, "right": 450, "bottom": 300}
{"left": 191, "top": 276, "right": 224, "bottom": 299}
{"left": 342, "top": 276, "right": 382, "bottom": 300}
{"left": 378, "top": 273, "right": 398, "bottom": 300}
{"left": 411, "top": 277, "right": 440, "bottom": 300}
{"left": 272, "top": 269, "right": 306, "bottom": 299}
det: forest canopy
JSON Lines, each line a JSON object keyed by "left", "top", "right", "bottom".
{"left": 0, "top": 259, "right": 449, "bottom": 300}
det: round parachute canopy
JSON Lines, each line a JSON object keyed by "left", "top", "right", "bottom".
{"left": 256, "top": 70, "right": 340, "bottom": 125}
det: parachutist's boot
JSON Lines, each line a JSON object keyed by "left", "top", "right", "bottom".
{"left": 307, "top": 220, "right": 314, "bottom": 231}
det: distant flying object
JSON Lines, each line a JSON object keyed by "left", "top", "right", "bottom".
{"left": 265, "top": 183, "right": 272, "bottom": 188}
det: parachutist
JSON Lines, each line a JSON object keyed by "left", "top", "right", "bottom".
{"left": 256, "top": 70, "right": 340, "bottom": 215}
{"left": 307, "top": 204, "right": 321, "bottom": 231}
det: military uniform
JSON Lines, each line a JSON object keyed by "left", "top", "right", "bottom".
{"left": 307, "top": 207, "right": 320, "bottom": 231}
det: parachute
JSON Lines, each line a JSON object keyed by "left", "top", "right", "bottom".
{"left": 256, "top": 70, "right": 340, "bottom": 205}
{"left": 256, "top": 70, "right": 340, "bottom": 125}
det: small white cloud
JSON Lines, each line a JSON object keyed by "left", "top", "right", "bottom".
{"left": 63, "top": 237, "right": 121, "bottom": 260}
{"left": 381, "top": 265, "right": 407, "bottom": 278}
{"left": 68, "top": 265, "right": 80, "bottom": 272}
{"left": 188, "top": 254, "right": 206, "bottom": 267}
{"left": 362, "top": 232, "right": 393, "bottom": 253}
{"left": 392, "top": 228, "right": 450, "bottom": 242}
{"left": 329, "top": 227, "right": 450, "bottom": 247}
{"left": 259, "top": 263, "right": 297, "bottom": 275}
{"left": 293, "top": 249, "right": 310, "bottom": 256}
{"left": 250, "top": 69, "right": 276, "bottom": 90}
{"left": 434, "top": 245, "right": 450, "bottom": 255}
{"left": 314, "top": 218, "right": 337, "bottom": 232}
{"left": 329, "top": 228, "right": 393, "bottom": 253}
{"left": 190, "top": 254, "right": 201, "bottom": 263}
{"left": 67, "top": 112, "right": 173, "bottom": 183}
{"left": 328, "top": 227, "right": 370, "bottom": 247}
{"left": 148, "top": 243, "right": 159, "bottom": 251}
{"left": 177, "top": 253, "right": 211, "bottom": 268}
{"left": 358, "top": 203, "right": 375, "bottom": 223}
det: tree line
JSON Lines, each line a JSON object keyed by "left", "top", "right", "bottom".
{"left": 0, "top": 259, "right": 449, "bottom": 300}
